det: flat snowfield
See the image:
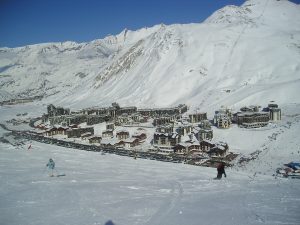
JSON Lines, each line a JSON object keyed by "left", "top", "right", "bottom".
{"left": 1, "top": 104, "right": 300, "bottom": 225}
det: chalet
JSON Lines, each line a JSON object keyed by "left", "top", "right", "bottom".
{"left": 116, "top": 130, "right": 130, "bottom": 140}
{"left": 132, "top": 132, "right": 147, "bottom": 141}
{"left": 88, "top": 136, "right": 102, "bottom": 144}
{"left": 208, "top": 142, "right": 229, "bottom": 157}
{"left": 45, "top": 127, "right": 57, "bottom": 136}
{"left": 45, "top": 126, "right": 68, "bottom": 136}
{"left": 153, "top": 132, "right": 181, "bottom": 148}
{"left": 102, "top": 130, "right": 114, "bottom": 138}
{"left": 66, "top": 127, "right": 94, "bottom": 138}
{"left": 81, "top": 132, "right": 93, "bottom": 140}
{"left": 200, "top": 140, "right": 215, "bottom": 152}
{"left": 100, "top": 138, "right": 123, "bottom": 148}
{"left": 35, "top": 124, "right": 46, "bottom": 130}
{"left": 123, "top": 138, "right": 140, "bottom": 148}
{"left": 174, "top": 141, "right": 201, "bottom": 155}
{"left": 189, "top": 112, "right": 207, "bottom": 123}
{"left": 173, "top": 143, "right": 187, "bottom": 154}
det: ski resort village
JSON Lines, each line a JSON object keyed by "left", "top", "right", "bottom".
{"left": 4, "top": 102, "right": 282, "bottom": 167}
{"left": 1, "top": 0, "right": 300, "bottom": 224}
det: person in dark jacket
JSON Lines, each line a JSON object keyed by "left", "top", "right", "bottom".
{"left": 216, "top": 162, "right": 226, "bottom": 179}
{"left": 46, "top": 158, "right": 55, "bottom": 176}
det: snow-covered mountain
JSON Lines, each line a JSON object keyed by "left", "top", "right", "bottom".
{"left": 1, "top": 0, "right": 300, "bottom": 112}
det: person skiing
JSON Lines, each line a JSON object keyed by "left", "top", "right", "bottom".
{"left": 46, "top": 158, "right": 55, "bottom": 177}
{"left": 216, "top": 162, "right": 226, "bottom": 179}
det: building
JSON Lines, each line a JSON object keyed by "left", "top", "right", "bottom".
{"left": 174, "top": 141, "right": 201, "bottom": 155}
{"left": 153, "top": 132, "right": 181, "bottom": 149}
{"left": 123, "top": 138, "right": 140, "bottom": 148}
{"left": 189, "top": 113, "right": 207, "bottom": 123}
{"left": 240, "top": 105, "right": 260, "bottom": 112}
{"left": 81, "top": 132, "right": 93, "bottom": 140}
{"left": 175, "top": 124, "right": 192, "bottom": 136}
{"left": 264, "top": 103, "right": 281, "bottom": 121}
{"left": 214, "top": 114, "right": 231, "bottom": 129}
{"left": 102, "top": 130, "right": 114, "bottom": 138}
{"left": 208, "top": 142, "right": 229, "bottom": 157}
{"left": 269, "top": 108, "right": 281, "bottom": 121}
{"left": 100, "top": 138, "right": 123, "bottom": 148}
{"left": 87, "top": 115, "right": 107, "bottom": 125}
{"left": 156, "top": 125, "right": 174, "bottom": 134}
{"left": 116, "top": 131, "right": 130, "bottom": 140}
{"left": 199, "top": 120, "right": 211, "bottom": 129}
{"left": 214, "top": 107, "right": 232, "bottom": 129}
{"left": 132, "top": 132, "right": 147, "bottom": 141}
{"left": 153, "top": 116, "right": 175, "bottom": 126}
{"left": 45, "top": 126, "right": 68, "bottom": 136}
{"left": 235, "top": 112, "right": 270, "bottom": 128}
{"left": 138, "top": 104, "right": 188, "bottom": 117}
{"left": 194, "top": 127, "right": 213, "bottom": 141}
{"left": 66, "top": 127, "right": 94, "bottom": 138}
{"left": 88, "top": 136, "right": 102, "bottom": 144}
{"left": 200, "top": 140, "right": 216, "bottom": 152}
{"left": 106, "top": 123, "right": 115, "bottom": 130}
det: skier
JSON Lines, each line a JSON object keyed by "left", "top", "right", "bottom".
{"left": 46, "top": 158, "right": 55, "bottom": 177}
{"left": 216, "top": 162, "right": 226, "bottom": 179}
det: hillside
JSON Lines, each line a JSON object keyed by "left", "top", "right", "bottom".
{"left": 0, "top": 0, "right": 299, "bottom": 113}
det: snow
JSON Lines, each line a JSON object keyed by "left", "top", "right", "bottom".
{"left": 1, "top": 0, "right": 300, "bottom": 224}
{"left": 1, "top": 0, "right": 300, "bottom": 112}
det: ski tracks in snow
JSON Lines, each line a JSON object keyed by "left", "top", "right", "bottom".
{"left": 144, "top": 181, "right": 183, "bottom": 225}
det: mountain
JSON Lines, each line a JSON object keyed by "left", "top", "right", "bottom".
{"left": 0, "top": 0, "right": 300, "bottom": 113}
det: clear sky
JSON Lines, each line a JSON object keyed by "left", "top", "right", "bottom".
{"left": 0, "top": 0, "right": 299, "bottom": 48}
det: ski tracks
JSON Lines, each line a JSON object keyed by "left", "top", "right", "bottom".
{"left": 144, "top": 181, "right": 183, "bottom": 225}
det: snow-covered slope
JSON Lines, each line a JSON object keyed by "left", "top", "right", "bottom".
{"left": 1, "top": 102, "right": 300, "bottom": 225}
{"left": 1, "top": 0, "right": 300, "bottom": 113}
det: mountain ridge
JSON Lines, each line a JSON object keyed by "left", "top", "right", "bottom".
{"left": 0, "top": 0, "right": 299, "bottom": 113}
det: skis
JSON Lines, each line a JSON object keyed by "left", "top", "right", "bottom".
{"left": 49, "top": 173, "right": 66, "bottom": 177}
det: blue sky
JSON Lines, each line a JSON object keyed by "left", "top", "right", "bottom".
{"left": 0, "top": 0, "right": 299, "bottom": 47}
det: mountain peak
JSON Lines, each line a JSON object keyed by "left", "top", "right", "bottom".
{"left": 204, "top": 4, "right": 253, "bottom": 25}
